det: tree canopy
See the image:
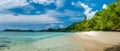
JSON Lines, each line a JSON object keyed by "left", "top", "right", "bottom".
{"left": 66, "top": 0, "right": 120, "bottom": 32}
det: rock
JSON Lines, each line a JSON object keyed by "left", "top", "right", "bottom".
{"left": 0, "top": 44, "right": 9, "bottom": 50}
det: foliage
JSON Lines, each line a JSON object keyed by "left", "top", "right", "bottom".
{"left": 40, "top": 28, "right": 66, "bottom": 32}
{"left": 66, "top": 0, "right": 120, "bottom": 32}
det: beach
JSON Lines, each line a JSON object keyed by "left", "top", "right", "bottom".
{"left": 0, "top": 32, "right": 120, "bottom": 51}
{"left": 75, "top": 32, "right": 120, "bottom": 51}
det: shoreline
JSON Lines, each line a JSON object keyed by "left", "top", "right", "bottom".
{"left": 74, "top": 31, "right": 120, "bottom": 51}
{"left": 1, "top": 32, "right": 120, "bottom": 51}
{"left": 0, "top": 33, "right": 84, "bottom": 51}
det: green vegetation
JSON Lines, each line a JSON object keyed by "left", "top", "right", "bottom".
{"left": 104, "top": 43, "right": 120, "bottom": 51}
{"left": 40, "top": 28, "right": 66, "bottom": 32}
{"left": 4, "top": 29, "right": 35, "bottom": 32}
{"left": 66, "top": 0, "right": 120, "bottom": 32}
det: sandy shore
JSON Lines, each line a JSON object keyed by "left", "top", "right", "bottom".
{"left": 75, "top": 31, "right": 120, "bottom": 51}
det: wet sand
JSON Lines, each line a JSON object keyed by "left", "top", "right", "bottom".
{"left": 75, "top": 32, "right": 120, "bottom": 51}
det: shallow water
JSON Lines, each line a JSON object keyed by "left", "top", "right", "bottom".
{"left": 0, "top": 32, "right": 84, "bottom": 51}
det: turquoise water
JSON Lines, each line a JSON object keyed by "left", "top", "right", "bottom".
{"left": 0, "top": 32, "right": 85, "bottom": 51}
{"left": 0, "top": 32, "right": 71, "bottom": 48}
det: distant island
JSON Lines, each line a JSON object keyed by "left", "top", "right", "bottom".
{"left": 40, "top": 28, "right": 66, "bottom": 32}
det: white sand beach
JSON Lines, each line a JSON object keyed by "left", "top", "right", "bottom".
{"left": 75, "top": 31, "right": 120, "bottom": 51}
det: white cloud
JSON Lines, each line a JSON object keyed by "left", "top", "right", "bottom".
{"left": 31, "top": 0, "right": 65, "bottom": 8}
{"left": 55, "top": 0, "right": 65, "bottom": 9}
{"left": 0, "top": 0, "right": 63, "bottom": 11}
{"left": 0, "top": 14, "right": 61, "bottom": 24}
{"left": 0, "top": 0, "right": 65, "bottom": 12}
{"left": 72, "top": 1, "right": 97, "bottom": 19}
{"left": 0, "top": 0, "right": 28, "bottom": 10}
{"left": 46, "top": 10, "right": 82, "bottom": 18}
{"left": 44, "top": 24, "right": 56, "bottom": 29}
{"left": 71, "top": 2, "right": 75, "bottom": 5}
{"left": 44, "top": 10, "right": 83, "bottom": 22}
{"left": 102, "top": 4, "right": 108, "bottom": 9}
{"left": 59, "top": 25, "right": 65, "bottom": 28}
{"left": 30, "top": 0, "right": 55, "bottom": 5}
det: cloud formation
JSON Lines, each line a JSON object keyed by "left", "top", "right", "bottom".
{"left": 30, "top": 0, "right": 55, "bottom": 5}
{"left": 72, "top": 1, "right": 97, "bottom": 19}
{"left": 0, "top": 0, "right": 65, "bottom": 11}
{"left": 0, "top": 0, "right": 28, "bottom": 10}
{"left": 55, "top": 0, "right": 65, "bottom": 9}
{"left": 59, "top": 25, "right": 65, "bottom": 28}
{"left": 0, "top": 14, "right": 61, "bottom": 24}
{"left": 102, "top": 4, "right": 108, "bottom": 9}
{"left": 46, "top": 10, "right": 81, "bottom": 17}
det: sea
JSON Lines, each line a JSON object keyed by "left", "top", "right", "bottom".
{"left": 0, "top": 32, "right": 84, "bottom": 51}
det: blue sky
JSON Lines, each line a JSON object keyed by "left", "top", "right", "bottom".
{"left": 0, "top": 0, "right": 116, "bottom": 30}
